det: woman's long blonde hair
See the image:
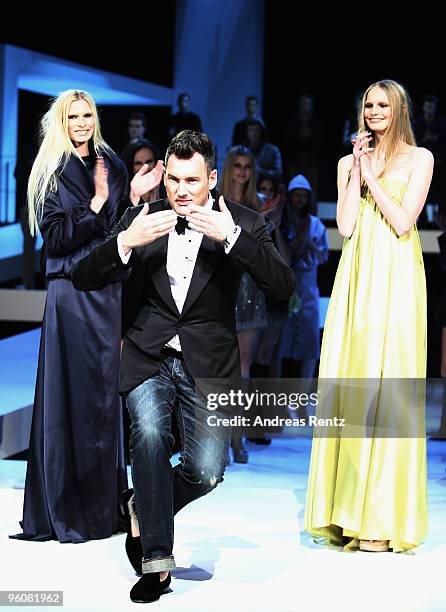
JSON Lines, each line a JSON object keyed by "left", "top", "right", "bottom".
{"left": 28, "top": 89, "right": 112, "bottom": 235}
{"left": 357, "top": 79, "right": 416, "bottom": 177}
{"left": 219, "top": 146, "right": 260, "bottom": 210}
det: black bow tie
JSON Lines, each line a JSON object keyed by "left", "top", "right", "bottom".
{"left": 175, "top": 216, "right": 190, "bottom": 234}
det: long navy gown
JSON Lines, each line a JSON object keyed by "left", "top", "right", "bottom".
{"left": 12, "top": 150, "right": 129, "bottom": 543}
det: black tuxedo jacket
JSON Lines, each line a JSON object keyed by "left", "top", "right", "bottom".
{"left": 72, "top": 194, "right": 295, "bottom": 394}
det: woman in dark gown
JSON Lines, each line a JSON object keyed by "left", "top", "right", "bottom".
{"left": 12, "top": 90, "right": 134, "bottom": 543}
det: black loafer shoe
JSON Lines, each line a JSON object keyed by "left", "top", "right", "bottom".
{"left": 130, "top": 571, "right": 171, "bottom": 603}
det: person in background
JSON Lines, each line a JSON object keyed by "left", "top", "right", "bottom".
{"left": 251, "top": 174, "right": 291, "bottom": 442}
{"left": 432, "top": 209, "right": 446, "bottom": 439}
{"left": 244, "top": 118, "right": 283, "bottom": 182}
{"left": 120, "top": 112, "right": 148, "bottom": 161}
{"left": 285, "top": 94, "right": 322, "bottom": 196}
{"left": 258, "top": 175, "right": 277, "bottom": 199}
{"left": 255, "top": 174, "right": 290, "bottom": 379}
{"left": 123, "top": 139, "right": 163, "bottom": 207}
{"left": 232, "top": 95, "right": 262, "bottom": 146}
{"left": 281, "top": 174, "right": 328, "bottom": 382}
{"left": 219, "top": 145, "right": 268, "bottom": 462}
{"left": 168, "top": 93, "right": 202, "bottom": 139}
{"left": 414, "top": 94, "right": 446, "bottom": 224}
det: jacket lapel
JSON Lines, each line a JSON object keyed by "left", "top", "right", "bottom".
{"left": 58, "top": 154, "right": 95, "bottom": 208}
{"left": 148, "top": 233, "right": 181, "bottom": 316}
{"left": 140, "top": 200, "right": 180, "bottom": 316}
{"left": 181, "top": 193, "right": 231, "bottom": 315}
{"left": 181, "top": 234, "right": 224, "bottom": 315}
{"left": 143, "top": 194, "right": 238, "bottom": 317}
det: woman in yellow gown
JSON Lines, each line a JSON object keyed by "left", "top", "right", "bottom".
{"left": 304, "top": 80, "right": 434, "bottom": 552}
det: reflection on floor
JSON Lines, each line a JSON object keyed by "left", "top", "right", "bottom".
{"left": 1, "top": 328, "right": 445, "bottom": 610}
{"left": 1, "top": 436, "right": 445, "bottom": 612}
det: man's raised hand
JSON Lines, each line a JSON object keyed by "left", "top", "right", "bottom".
{"left": 187, "top": 195, "right": 236, "bottom": 242}
{"left": 120, "top": 203, "right": 177, "bottom": 253}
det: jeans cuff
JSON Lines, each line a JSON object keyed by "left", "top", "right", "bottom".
{"left": 142, "top": 555, "right": 176, "bottom": 573}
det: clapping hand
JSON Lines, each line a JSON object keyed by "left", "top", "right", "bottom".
{"left": 130, "top": 160, "right": 165, "bottom": 205}
{"left": 260, "top": 194, "right": 280, "bottom": 215}
{"left": 90, "top": 157, "right": 109, "bottom": 213}
{"left": 352, "top": 131, "right": 375, "bottom": 181}
{"left": 261, "top": 194, "right": 284, "bottom": 229}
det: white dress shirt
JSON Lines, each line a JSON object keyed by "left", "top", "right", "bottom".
{"left": 117, "top": 194, "right": 241, "bottom": 352}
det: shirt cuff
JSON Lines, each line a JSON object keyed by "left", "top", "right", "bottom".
{"left": 224, "top": 225, "right": 241, "bottom": 254}
{"left": 117, "top": 232, "right": 132, "bottom": 264}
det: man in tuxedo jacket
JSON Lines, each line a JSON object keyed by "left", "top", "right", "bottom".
{"left": 72, "top": 130, "right": 294, "bottom": 603}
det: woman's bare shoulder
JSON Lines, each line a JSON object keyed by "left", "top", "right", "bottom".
{"left": 411, "top": 146, "right": 434, "bottom": 163}
{"left": 404, "top": 146, "right": 434, "bottom": 178}
{"left": 338, "top": 154, "right": 353, "bottom": 171}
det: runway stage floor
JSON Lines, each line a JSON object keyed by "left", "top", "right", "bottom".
{"left": 1, "top": 436, "right": 445, "bottom": 611}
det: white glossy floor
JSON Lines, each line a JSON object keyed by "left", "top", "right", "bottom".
{"left": 1, "top": 436, "right": 445, "bottom": 612}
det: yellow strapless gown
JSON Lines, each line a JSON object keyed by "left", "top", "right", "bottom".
{"left": 304, "top": 178, "right": 428, "bottom": 552}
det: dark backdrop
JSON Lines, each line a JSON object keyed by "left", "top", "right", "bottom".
{"left": 1, "top": 6, "right": 175, "bottom": 86}
{"left": 263, "top": 5, "right": 444, "bottom": 200}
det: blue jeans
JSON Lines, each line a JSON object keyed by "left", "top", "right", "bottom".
{"left": 126, "top": 354, "right": 231, "bottom": 573}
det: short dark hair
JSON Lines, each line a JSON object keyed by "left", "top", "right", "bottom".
{"left": 165, "top": 130, "right": 215, "bottom": 174}
{"left": 245, "top": 117, "right": 267, "bottom": 140}
{"left": 423, "top": 94, "right": 438, "bottom": 105}
{"left": 177, "top": 92, "right": 190, "bottom": 106}
{"left": 128, "top": 112, "right": 147, "bottom": 127}
{"left": 246, "top": 95, "right": 258, "bottom": 105}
